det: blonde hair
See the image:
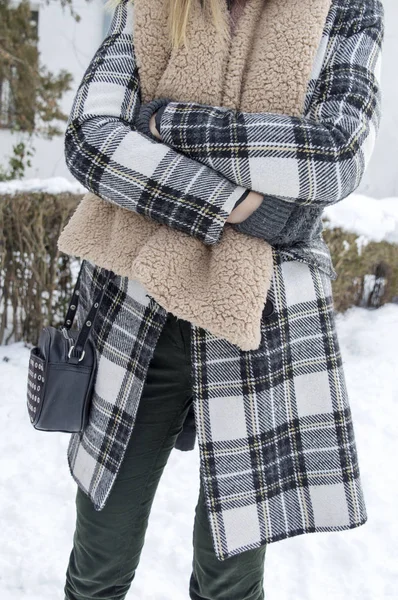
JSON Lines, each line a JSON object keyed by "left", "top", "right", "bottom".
{"left": 104, "top": 0, "right": 228, "bottom": 50}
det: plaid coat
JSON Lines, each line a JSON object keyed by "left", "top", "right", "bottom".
{"left": 64, "top": 0, "right": 384, "bottom": 560}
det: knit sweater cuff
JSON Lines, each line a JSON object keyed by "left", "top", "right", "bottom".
{"left": 135, "top": 97, "right": 172, "bottom": 140}
{"left": 233, "top": 194, "right": 294, "bottom": 242}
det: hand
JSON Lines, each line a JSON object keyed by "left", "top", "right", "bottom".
{"left": 227, "top": 190, "right": 263, "bottom": 223}
{"left": 149, "top": 113, "right": 162, "bottom": 140}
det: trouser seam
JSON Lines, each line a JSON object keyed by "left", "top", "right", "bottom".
{"left": 109, "top": 399, "right": 192, "bottom": 599}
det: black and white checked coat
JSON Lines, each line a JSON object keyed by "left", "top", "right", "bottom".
{"left": 64, "top": 0, "right": 384, "bottom": 560}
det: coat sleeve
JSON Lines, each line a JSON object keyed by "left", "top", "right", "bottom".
{"left": 158, "top": 0, "right": 385, "bottom": 232}
{"left": 63, "top": 0, "right": 247, "bottom": 246}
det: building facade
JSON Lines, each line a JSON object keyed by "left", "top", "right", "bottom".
{"left": 0, "top": 0, "right": 396, "bottom": 198}
{"left": 0, "top": 0, "right": 111, "bottom": 181}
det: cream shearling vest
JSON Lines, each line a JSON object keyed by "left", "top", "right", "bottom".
{"left": 58, "top": 0, "right": 331, "bottom": 350}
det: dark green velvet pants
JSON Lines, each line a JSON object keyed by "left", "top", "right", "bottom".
{"left": 64, "top": 313, "right": 266, "bottom": 600}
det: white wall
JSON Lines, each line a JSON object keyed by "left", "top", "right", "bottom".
{"left": 357, "top": 0, "right": 398, "bottom": 198}
{"left": 0, "top": 0, "right": 397, "bottom": 197}
{"left": 0, "top": 0, "right": 108, "bottom": 179}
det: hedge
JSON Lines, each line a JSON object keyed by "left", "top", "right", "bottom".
{"left": 1, "top": 192, "right": 397, "bottom": 345}
{"left": 0, "top": 192, "right": 80, "bottom": 345}
{"left": 323, "top": 223, "right": 398, "bottom": 311}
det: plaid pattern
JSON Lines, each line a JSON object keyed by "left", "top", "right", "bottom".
{"left": 67, "top": 255, "right": 367, "bottom": 561}
{"left": 64, "top": 0, "right": 384, "bottom": 282}
{"left": 64, "top": 0, "right": 371, "bottom": 561}
{"left": 279, "top": 235, "right": 340, "bottom": 281}
{"left": 67, "top": 260, "right": 168, "bottom": 509}
{"left": 63, "top": 0, "right": 246, "bottom": 246}
{"left": 158, "top": 0, "right": 384, "bottom": 276}
{"left": 192, "top": 250, "right": 367, "bottom": 559}
{"left": 159, "top": 0, "right": 384, "bottom": 209}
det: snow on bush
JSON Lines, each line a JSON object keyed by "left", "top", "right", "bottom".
{"left": 324, "top": 194, "right": 398, "bottom": 244}
{"left": 0, "top": 177, "right": 85, "bottom": 196}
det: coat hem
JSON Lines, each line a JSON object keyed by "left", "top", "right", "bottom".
{"left": 214, "top": 516, "right": 368, "bottom": 561}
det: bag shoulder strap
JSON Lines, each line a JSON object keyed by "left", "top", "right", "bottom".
{"left": 63, "top": 261, "right": 115, "bottom": 363}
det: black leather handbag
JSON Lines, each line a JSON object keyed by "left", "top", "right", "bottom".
{"left": 27, "top": 261, "right": 115, "bottom": 433}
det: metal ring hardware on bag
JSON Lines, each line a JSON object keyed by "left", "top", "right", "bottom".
{"left": 63, "top": 266, "right": 115, "bottom": 365}
{"left": 68, "top": 346, "right": 85, "bottom": 361}
{"left": 26, "top": 260, "right": 117, "bottom": 432}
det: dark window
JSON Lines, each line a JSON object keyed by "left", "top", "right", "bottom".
{"left": 30, "top": 9, "right": 39, "bottom": 36}
{"left": 0, "top": 9, "right": 39, "bottom": 130}
{"left": 0, "top": 66, "right": 16, "bottom": 129}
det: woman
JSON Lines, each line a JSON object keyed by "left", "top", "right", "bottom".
{"left": 62, "top": 0, "right": 384, "bottom": 598}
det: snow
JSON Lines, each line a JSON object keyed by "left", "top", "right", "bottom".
{"left": 0, "top": 177, "right": 85, "bottom": 196}
{"left": 324, "top": 194, "right": 398, "bottom": 244}
{"left": 1, "top": 303, "right": 397, "bottom": 600}
{"left": 1, "top": 178, "right": 397, "bottom": 245}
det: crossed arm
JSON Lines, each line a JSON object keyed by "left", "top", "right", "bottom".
{"left": 150, "top": 0, "right": 384, "bottom": 239}
{"left": 65, "top": 0, "right": 384, "bottom": 247}
{"left": 64, "top": 0, "right": 248, "bottom": 246}
{"left": 147, "top": 112, "right": 264, "bottom": 224}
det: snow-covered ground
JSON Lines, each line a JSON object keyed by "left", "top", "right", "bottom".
{"left": 1, "top": 182, "right": 397, "bottom": 596}
{"left": 0, "top": 303, "right": 397, "bottom": 600}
